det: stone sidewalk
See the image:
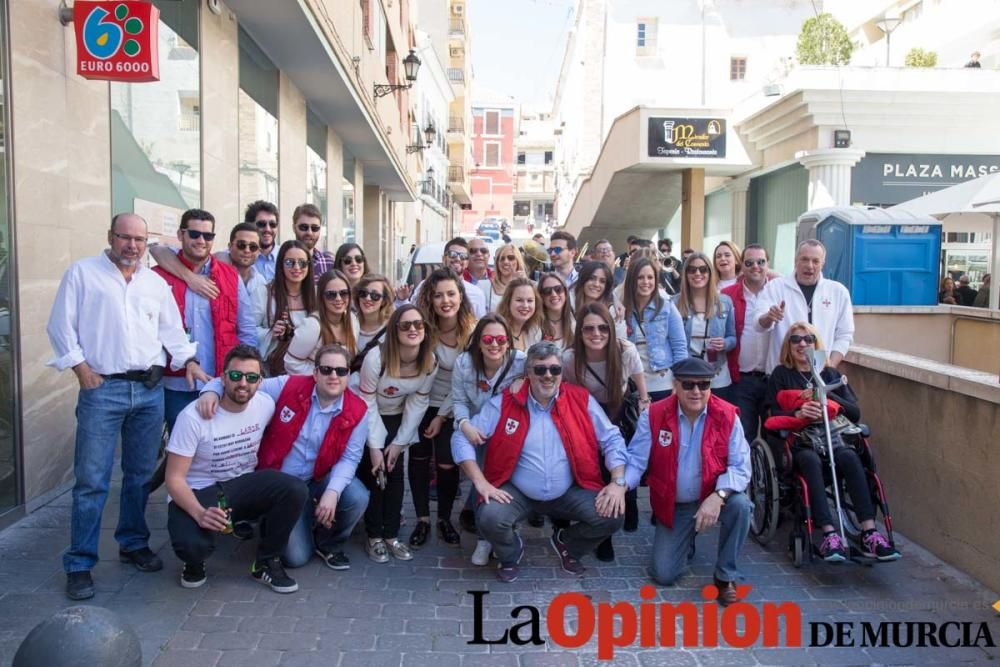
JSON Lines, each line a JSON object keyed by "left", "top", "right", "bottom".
{"left": 0, "top": 480, "right": 998, "bottom": 667}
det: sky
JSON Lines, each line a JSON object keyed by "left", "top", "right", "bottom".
{"left": 468, "top": 0, "right": 576, "bottom": 110}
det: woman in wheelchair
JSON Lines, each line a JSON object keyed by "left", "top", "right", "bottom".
{"left": 765, "top": 322, "right": 900, "bottom": 563}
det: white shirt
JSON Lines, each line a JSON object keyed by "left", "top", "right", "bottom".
{"left": 47, "top": 252, "right": 197, "bottom": 374}
{"left": 358, "top": 346, "right": 438, "bottom": 450}
{"left": 737, "top": 284, "right": 770, "bottom": 374}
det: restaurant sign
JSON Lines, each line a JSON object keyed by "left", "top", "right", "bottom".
{"left": 851, "top": 153, "right": 1000, "bottom": 205}
{"left": 647, "top": 117, "right": 726, "bottom": 158}
{"left": 74, "top": 1, "right": 160, "bottom": 83}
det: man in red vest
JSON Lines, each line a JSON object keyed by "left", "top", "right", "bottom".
{"left": 195, "top": 344, "right": 369, "bottom": 571}
{"left": 452, "top": 341, "right": 628, "bottom": 583}
{"left": 626, "top": 357, "right": 752, "bottom": 606}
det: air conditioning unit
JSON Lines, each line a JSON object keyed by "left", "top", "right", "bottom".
{"left": 452, "top": 4, "right": 464, "bottom": 15}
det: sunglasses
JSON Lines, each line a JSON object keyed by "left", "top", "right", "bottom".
{"left": 255, "top": 220, "right": 279, "bottom": 229}
{"left": 226, "top": 370, "right": 261, "bottom": 383}
{"left": 340, "top": 255, "right": 364, "bottom": 266}
{"left": 297, "top": 223, "right": 321, "bottom": 233}
{"left": 397, "top": 319, "right": 425, "bottom": 332}
{"left": 233, "top": 240, "right": 259, "bottom": 252}
{"left": 789, "top": 334, "right": 817, "bottom": 344}
{"left": 744, "top": 258, "right": 767, "bottom": 268}
{"left": 532, "top": 365, "right": 563, "bottom": 377}
{"left": 679, "top": 380, "right": 711, "bottom": 391}
{"left": 470, "top": 247, "right": 491, "bottom": 255}
{"left": 446, "top": 251, "right": 469, "bottom": 261}
{"left": 356, "top": 288, "right": 384, "bottom": 302}
{"left": 540, "top": 285, "right": 565, "bottom": 297}
{"left": 686, "top": 265, "right": 710, "bottom": 275}
{"left": 500, "top": 254, "right": 518, "bottom": 263}
{"left": 480, "top": 334, "right": 508, "bottom": 346}
{"left": 323, "top": 289, "right": 351, "bottom": 301}
{"left": 317, "top": 365, "right": 350, "bottom": 377}
{"left": 582, "top": 324, "right": 610, "bottom": 335}
{"left": 283, "top": 258, "right": 309, "bottom": 269}
{"left": 547, "top": 247, "right": 566, "bottom": 255}
{"left": 184, "top": 229, "right": 216, "bottom": 241}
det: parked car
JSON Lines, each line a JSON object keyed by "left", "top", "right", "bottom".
{"left": 477, "top": 220, "right": 501, "bottom": 236}
{"left": 399, "top": 241, "right": 446, "bottom": 287}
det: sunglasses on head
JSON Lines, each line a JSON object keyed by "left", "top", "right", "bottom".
{"left": 679, "top": 380, "right": 711, "bottom": 391}
{"left": 446, "top": 251, "right": 469, "bottom": 261}
{"left": 184, "top": 229, "right": 216, "bottom": 241}
{"left": 226, "top": 370, "right": 261, "bottom": 383}
{"left": 323, "top": 289, "right": 351, "bottom": 301}
{"left": 547, "top": 247, "right": 566, "bottom": 255}
{"left": 744, "top": 258, "right": 767, "bottom": 268}
{"left": 686, "top": 265, "right": 710, "bottom": 275}
{"left": 356, "top": 288, "right": 384, "bottom": 302}
{"left": 255, "top": 220, "right": 278, "bottom": 229}
{"left": 540, "top": 285, "right": 565, "bottom": 297}
{"left": 397, "top": 319, "right": 425, "bottom": 332}
{"left": 532, "top": 364, "right": 562, "bottom": 377}
{"left": 340, "top": 254, "right": 364, "bottom": 266}
{"left": 480, "top": 334, "right": 508, "bottom": 346}
{"left": 297, "top": 223, "right": 321, "bottom": 233}
{"left": 233, "top": 240, "right": 260, "bottom": 252}
{"left": 283, "top": 258, "right": 309, "bottom": 269}
{"left": 582, "top": 324, "right": 610, "bottom": 335}
{"left": 470, "top": 247, "right": 491, "bottom": 255}
{"left": 317, "top": 365, "right": 350, "bottom": 377}
{"left": 789, "top": 334, "right": 817, "bottom": 345}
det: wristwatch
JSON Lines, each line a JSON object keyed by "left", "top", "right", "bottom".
{"left": 614, "top": 476, "right": 627, "bottom": 488}
{"left": 715, "top": 488, "right": 731, "bottom": 503}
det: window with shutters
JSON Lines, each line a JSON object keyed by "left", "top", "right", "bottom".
{"left": 730, "top": 57, "right": 747, "bottom": 80}
{"left": 361, "top": 0, "right": 374, "bottom": 48}
{"left": 636, "top": 18, "right": 657, "bottom": 56}
{"left": 484, "top": 141, "right": 501, "bottom": 167}
{"left": 484, "top": 110, "right": 500, "bottom": 136}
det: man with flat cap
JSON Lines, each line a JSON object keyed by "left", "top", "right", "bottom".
{"left": 625, "top": 357, "right": 751, "bottom": 605}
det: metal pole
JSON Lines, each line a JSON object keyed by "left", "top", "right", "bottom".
{"left": 885, "top": 32, "right": 891, "bottom": 67}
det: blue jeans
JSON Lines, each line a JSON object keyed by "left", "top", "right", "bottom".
{"left": 65, "top": 379, "right": 164, "bottom": 573}
{"left": 650, "top": 493, "right": 752, "bottom": 585}
{"left": 282, "top": 476, "right": 369, "bottom": 568}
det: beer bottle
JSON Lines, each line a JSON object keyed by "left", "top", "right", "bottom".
{"left": 216, "top": 489, "right": 234, "bottom": 535}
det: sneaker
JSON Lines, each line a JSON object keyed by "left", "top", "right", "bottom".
{"left": 861, "top": 530, "right": 901, "bottom": 561}
{"left": 819, "top": 532, "right": 848, "bottom": 563}
{"left": 66, "top": 571, "right": 95, "bottom": 601}
{"left": 496, "top": 535, "right": 524, "bottom": 583}
{"left": 438, "top": 519, "right": 461, "bottom": 547}
{"left": 315, "top": 548, "right": 350, "bottom": 571}
{"left": 459, "top": 509, "right": 477, "bottom": 533}
{"left": 366, "top": 538, "right": 390, "bottom": 564}
{"left": 181, "top": 562, "right": 207, "bottom": 589}
{"left": 386, "top": 538, "right": 414, "bottom": 561}
{"left": 471, "top": 539, "right": 493, "bottom": 566}
{"left": 118, "top": 546, "right": 163, "bottom": 572}
{"left": 595, "top": 538, "right": 615, "bottom": 563}
{"left": 550, "top": 528, "right": 586, "bottom": 575}
{"left": 250, "top": 556, "right": 299, "bottom": 594}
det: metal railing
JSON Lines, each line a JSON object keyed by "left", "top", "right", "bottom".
{"left": 447, "top": 68, "right": 465, "bottom": 83}
{"left": 448, "top": 166, "right": 464, "bottom": 182}
{"left": 449, "top": 17, "right": 465, "bottom": 35}
{"left": 448, "top": 116, "right": 464, "bottom": 133}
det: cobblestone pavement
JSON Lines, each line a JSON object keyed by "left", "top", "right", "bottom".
{"left": 0, "top": 479, "right": 997, "bottom": 667}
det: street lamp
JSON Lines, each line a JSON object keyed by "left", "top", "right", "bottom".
{"left": 875, "top": 16, "right": 903, "bottom": 66}
{"left": 374, "top": 50, "right": 421, "bottom": 98}
{"left": 406, "top": 122, "right": 437, "bottom": 154}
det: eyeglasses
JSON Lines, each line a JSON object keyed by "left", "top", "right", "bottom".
{"left": 226, "top": 370, "right": 261, "bottom": 383}
{"left": 340, "top": 254, "right": 364, "bottom": 266}
{"left": 184, "top": 229, "right": 217, "bottom": 241}
{"left": 283, "top": 258, "right": 309, "bottom": 269}
{"left": 297, "top": 223, "right": 321, "bottom": 233}
{"left": 582, "top": 324, "right": 610, "bottom": 335}
{"left": 233, "top": 240, "right": 260, "bottom": 252}
{"left": 686, "top": 265, "right": 710, "bottom": 275}
{"left": 744, "top": 258, "right": 767, "bottom": 268}
{"left": 470, "top": 247, "right": 491, "bottom": 255}
{"left": 540, "top": 285, "right": 565, "bottom": 297}
{"left": 397, "top": 319, "right": 426, "bottom": 332}
{"left": 480, "top": 334, "right": 508, "bottom": 346}
{"left": 255, "top": 220, "right": 279, "bottom": 229}
{"left": 547, "top": 247, "right": 566, "bottom": 255}
{"left": 789, "top": 334, "right": 817, "bottom": 345}
{"left": 323, "top": 289, "right": 351, "bottom": 301}
{"left": 446, "top": 251, "right": 469, "bottom": 261}
{"left": 317, "top": 365, "right": 350, "bottom": 377}
{"left": 679, "top": 380, "right": 711, "bottom": 391}
{"left": 112, "top": 232, "right": 147, "bottom": 244}
{"left": 532, "top": 365, "right": 563, "bottom": 377}
{"left": 500, "top": 254, "right": 518, "bottom": 263}
{"left": 597, "top": 249, "right": 614, "bottom": 257}
{"left": 356, "top": 289, "right": 384, "bottom": 302}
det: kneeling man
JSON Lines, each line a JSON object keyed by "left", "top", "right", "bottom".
{"left": 165, "top": 345, "right": 308, "bottom": 593}
{"left": 452, "top": 341, "right": 628, "bottom": 583}
{"left": 197, "top": 344, "right": 369, "bottom": 570}
{"left": 626, "top": 357, "right": 751, "bottom": 605}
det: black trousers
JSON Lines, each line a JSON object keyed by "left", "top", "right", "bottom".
{"left": 167, "top": 469, "right": 308, "bottom": 565}
{"left": 357, "top": 414, "right": 405, "bottom": 540}
{"left": 730, "top": 373, "right": 768, "bottom": 443}
{"left": 793, "top": 445, "right": 875, "bottom": 529}
{"left": 409, "top": 406, "right": 459, "bottom": 521}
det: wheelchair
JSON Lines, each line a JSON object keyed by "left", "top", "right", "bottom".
{"left": 747, "top": 424, "right": 896, "bottom": 567}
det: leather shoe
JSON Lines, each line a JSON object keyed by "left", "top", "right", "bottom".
{"left": 438, "top": 519, "right": 461, "bottom": 547}
{"left": 119, "top": 547, "right": 163, "bottom": 572}
{"left": 66, "top": 571, "right": 95, "bottom": 600}
{"left": 409, "top": 520, "right": 431, "bottom": 548}
{"left": 714, "top": 577, "right": 739, "bottom": 606}
{"left": 595, "top": 538, "right": 615, "bottom": 562}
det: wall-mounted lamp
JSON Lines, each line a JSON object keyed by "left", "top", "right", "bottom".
{"left": 833, "top": 129, "right": 852, "bottom": 148}
{"left": 374, "top": 50, "right": 420, "bottom": 98}
{"left": 406, "top": 123, "right": 437, "bottom": 154}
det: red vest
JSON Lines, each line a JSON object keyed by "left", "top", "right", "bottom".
{"left": 646, "top": 394, "right": 738, "bottom": 529}
{"left": 722, "top": 275, "right": 773, "bottom": 383}
{"left": 257, "top": 376, "right": 367, "bottom": 480}
{"left": 154, "top": 253, "right": 240, "bottom": 376}
{"left": 482, "top": 382, "right": 604, "bottom": 492}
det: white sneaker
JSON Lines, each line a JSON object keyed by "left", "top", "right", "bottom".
{"left": 471, "top": 539, "right": 493, "bottom": 566}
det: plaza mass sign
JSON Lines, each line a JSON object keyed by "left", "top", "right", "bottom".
{"left": 647, "top": 117, "right": 727, "bottom": 158}
{"left": 851, "top": 153, "right": 1000, "bottom": 205}
{"left": 74, "top": 1, "right": 160, "bottom": 83}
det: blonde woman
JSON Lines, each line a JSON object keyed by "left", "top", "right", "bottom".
{"left": 286, "top": 269, "right": 358, "bottom": 375}
{"left": 714, "top": 241, "right": 742, "bottom": 290}
{"left": 496, "top": 277, "right": 543, "bottom": 352}
{"left": 353, "top": 273, "right": 395, "bottom": 366}
{"left": 486, "top": 244, "right": 527, "bottom": 311}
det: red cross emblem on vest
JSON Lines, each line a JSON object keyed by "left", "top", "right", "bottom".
{"left": 279, "top": 406, "right": 295, "bottom": 423}
{"left": 504, "top": 418, "right": 520, "bottom": 435}
{"left": 658, "top": 429, "right": 672, "bottom": 447}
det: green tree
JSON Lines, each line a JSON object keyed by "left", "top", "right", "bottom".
{"left": 796, "top": 13, "right": 854, "bottom": 66}
{"left": 905, "top": 48, "right": 938, "bottom": 68}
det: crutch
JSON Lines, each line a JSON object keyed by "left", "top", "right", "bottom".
{"left": 807, "top": 348, "right": 849, "bottom": 551}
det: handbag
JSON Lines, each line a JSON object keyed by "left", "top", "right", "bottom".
{"left": 796, "top": 414, "right": 861, "bottom": 458}
{"left": 585, "top": 360, "right": 641, "bottom": 442}
{"left": 350, "top": 326, "right": 387, "bottom": 374}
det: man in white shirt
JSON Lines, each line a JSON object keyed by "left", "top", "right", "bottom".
{"left": 165, "top": 345, "right": 308, "bottom": 593}
{"left": 465, "top": 237, "right": 493, "bottom": 295}
{"left": 46, "top": 213, "right": 210, "bottom": 601}
{"left": 753, "top": 239, "right": 855, "bottom": 372}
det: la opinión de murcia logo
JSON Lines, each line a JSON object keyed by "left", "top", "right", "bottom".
{"left": 74, "top": 1, "right": 160, "bottom": 83}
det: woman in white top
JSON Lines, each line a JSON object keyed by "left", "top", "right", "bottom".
{"left": 257, "top": 240, "right": 316, "bottom": 375}
{"left": 358, "top": 304, "right": 438, "bottom": 563}
{"left": 409, "top": 268, "right": 476, "bottom": 549}
{"left": 538, "top": 272, "right": 574, "bottom": 350}
{"left": 485, "top": 243, "right": 527, "bottom": 312}
{"left": 572, "top": 261, "right": 627, "bottom": 339}
{"left": 285, "top": 269, "right": 357, "bottom": 375}
{"left": 497, "top": 277, "right": 543, "bottom": 352}
{"left": 351, "top": 274, "right": 394, "bottom": 381}
{"left": 714, "top": 240, "right": 742, "bottom": 291}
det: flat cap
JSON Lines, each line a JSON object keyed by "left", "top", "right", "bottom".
{"left": 670, "top": 356, "right": 716, "bottom": 379}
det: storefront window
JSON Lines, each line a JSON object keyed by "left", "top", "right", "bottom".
{"left": 703, "top": 190, "right": 732, "bottom": 254}
{"left": 110, "top": 0, "right": 200, "bottom": 244}
{"left": 306, "top": 108, "right": 328, "bottom": 232}
{"left": 0, "top": 3, "right": 16, "bottom": 512}
{"left": 238, "top": 27, "right": 279, "bottom": 211}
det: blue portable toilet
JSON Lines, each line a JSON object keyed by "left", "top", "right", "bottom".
{"left": 795, "top": 207, "right": 942, "bottom": 306}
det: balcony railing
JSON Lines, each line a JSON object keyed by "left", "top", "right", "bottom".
{"left": 449, "top": 17, "right": 465, "bottom": 35}
{"left": 448, "top": 166, "right": 464, "bottom": 182}
{"left": 447, "top": 68, "right": 465, "bottom": 83}
{"left": 448, "top": 116, "right": 464, "bottom": 133}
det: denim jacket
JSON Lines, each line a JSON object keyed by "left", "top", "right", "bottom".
{"left": 451, "top": 349, "right": 526, "bottom": 427}
{"left": 671, "top": 293, "right": 737, "bottom": 368}
{"left": 624, "top": 292, "right": 689, "bottom": 372}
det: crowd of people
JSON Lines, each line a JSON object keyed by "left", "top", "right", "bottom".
{"left": 45, "top": 199, "right": 900, "bottom": 605}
